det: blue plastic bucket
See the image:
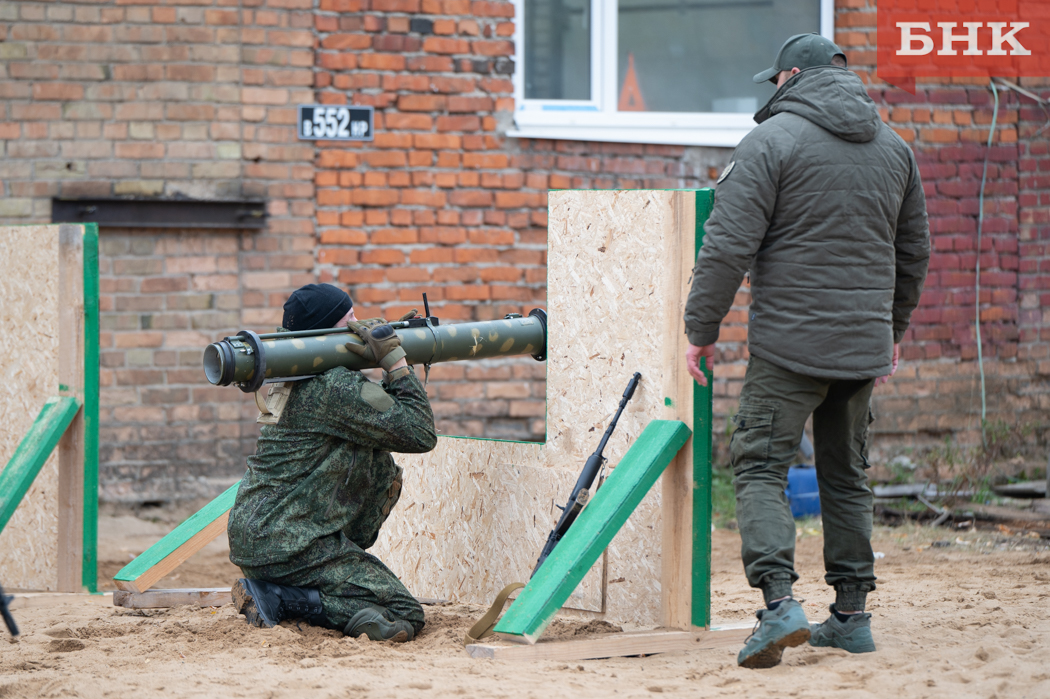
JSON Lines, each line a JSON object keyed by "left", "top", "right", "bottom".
{"left": 785, "top": 464, "right": 821, "bottom": 518}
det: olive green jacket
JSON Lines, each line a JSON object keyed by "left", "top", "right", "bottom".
{"left": 684, "top": 66, "right": 930, "bottom": 379}
{"left": 228, "top": 366, "right": 437, "bottom": 567}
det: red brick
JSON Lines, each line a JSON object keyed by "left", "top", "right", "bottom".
{"left": 415, "top": 133, "right": 462, "bottom": 149}
{"left": 352, "top": 189, "right": 400, "bottom": 206}
{"left": 448, "top": 96, "right": 494, "bottom": 113}
{"left": 32, "top": 83, "right": 84, "bottom": 101}
{"left": 411, "top": 247, "right": 455, "bottom": 264}
{"left": 420, "top": 227, "right": 467, "bottom": 245}
{"left": 471, "top": 40, "right": 513, "bottom": 56}
{"left": 471, "top": 0, "right": 515, "bottom": 17}
{"left": 319, "top": 249, "right": 359, "bottom": 265}
{"left": 371, "top": 228, "right": 419, "bottom": 244}
{"left": 400, "top": 189, "right": 447, "bottom": 207}
{"left": 360, "top": 249, "right": 406, "bottom": 265}
{"left": 321, "top": 33, "right": 372, "bottom": 49}
{"left": 319, "top": 229, "right": 368, "bottom": 245}
{"left": 437, "top": 115, "right": 481, "bottom": 132}
{"left": 398, "top": 94, "right": 447, "bottom": 112}
{"left": 423, "top": 37, "right": 470, "bottom": 54}
{"left": 359, "top": 53, "right": 406, "bottom": 71}
{"left": 372, "top": 0, "right": 420, "bottom": 10}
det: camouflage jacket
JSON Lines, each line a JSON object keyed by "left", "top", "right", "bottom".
{"left": 228, "top": 366, "right": 437, "bottom": 567}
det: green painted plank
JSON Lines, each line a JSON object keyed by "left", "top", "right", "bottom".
{"left": 692, "top": 189, "right": 715, "bottom": 628}
{"left": 0, "top": 397, "right": 81, "bottom": 535}
{"left": 493, "top": 420, "right": 692, "bottom": 641}
{"left": 82, "top": 223, "right": 100, "bottom": 592}
{"left": 113, "top": 481, "right": 241, "bottom": 582}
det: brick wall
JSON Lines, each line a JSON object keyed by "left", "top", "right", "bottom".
{"left": 4, "top": 0, "right": 1050, "bottom": 499}
{"left": 0, "top": 0, "right": 317, "bottom": 499}
{"left": 825, "top": 0, "right": 1050, "bottom": 456}
{"left": 98, "top": 230, "right": 254, "bottom": 500}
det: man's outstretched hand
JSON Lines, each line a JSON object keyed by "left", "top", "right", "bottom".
{"left": 875, "top": 343, "right": 900, "bottom": 387}
{"left": 686, "top": 343, "right": 715, "bottom": 387}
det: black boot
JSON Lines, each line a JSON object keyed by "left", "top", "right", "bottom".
{"left": 344, "top": 606, "right": 415, "bottom": 643}
{"left": 232, "top": 578, "right": 325, "bottom": 629}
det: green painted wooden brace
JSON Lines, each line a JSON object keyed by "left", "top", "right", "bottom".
{"left": 0, "top": 396, "right": 81, "bottom": 535}
{"left": 493, "top": 419, "right": 692, "bottom": 643}
{"left": 113, "top": 481, "right": 240, "bottom": 584}
{"left": 82, "top": 223, "right": 100, "bottom": 592}
{"left": 692, "top": 189, "right": 715, "bottom": 628}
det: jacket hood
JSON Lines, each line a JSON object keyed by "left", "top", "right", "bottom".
{"left": 753, "top": 66, "right": 880, "bottom": 143}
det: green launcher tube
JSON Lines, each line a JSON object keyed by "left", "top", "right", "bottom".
{"left": 204, "top": 309, "right": 547, "bottom": 392}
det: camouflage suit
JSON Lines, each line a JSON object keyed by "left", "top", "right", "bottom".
{"left": 227, "top": 365, "right": 437, "bottom": 634}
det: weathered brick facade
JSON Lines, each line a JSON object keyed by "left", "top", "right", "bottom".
{"left": 1, "top": 0, "right": 1048, "bottom": 499}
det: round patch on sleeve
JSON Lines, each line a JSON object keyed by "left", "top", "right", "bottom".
{"left": 716, "top": 161, "right": 735, "bottom": 184}
{"left": 360, "top": 382, "right": 395, "bottom": 412}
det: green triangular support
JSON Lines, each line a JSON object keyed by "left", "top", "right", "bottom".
{"left": 493, "top": 419, "right": 692, "bottom": 643}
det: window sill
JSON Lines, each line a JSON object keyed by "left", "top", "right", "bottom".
{"left": 507, "top": 110, "right": 756, "bottom": 148}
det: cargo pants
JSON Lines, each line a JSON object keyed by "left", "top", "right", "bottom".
{"left": 238, "top": 469, "right": 426, "bottom": 635}
{"left": 731, "top": 355, "right": 877, "bottom": 611}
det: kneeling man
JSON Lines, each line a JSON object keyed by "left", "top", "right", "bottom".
{"left": 227, "top": 283, "right": 437, "bottom": 642}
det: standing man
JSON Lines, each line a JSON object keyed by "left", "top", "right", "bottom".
{"left": 683, "top": 34, "right": 929, "bottom": 668}
{"left": 228, "top": 283, "right": 437, "bottom": 642}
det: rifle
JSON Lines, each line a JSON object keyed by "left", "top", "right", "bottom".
{"left": 0, "top": 584, "right": 18, "bottom": 637}
{"left": 532, "top": 372, "right": 642, "bottom": 577}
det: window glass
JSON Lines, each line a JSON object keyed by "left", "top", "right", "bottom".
{"left": 525, "top": 0, "right": 592, "bottom": 100}
{"left": 617, "top": 0, "right": 820, "bottom": 113}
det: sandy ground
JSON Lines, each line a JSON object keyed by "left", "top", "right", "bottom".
{"left": 1, "top": 511, "right": 1049, "bottom": 698}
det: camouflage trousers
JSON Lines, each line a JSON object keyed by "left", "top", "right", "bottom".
{"left": 239, "top": 531, "right": 425, "bottom": 635}
{"left": 237, "top": 469, "right": 424, "bottom": 634}
{"left": 731, "top": 355, "right": 877, "bottom": 611}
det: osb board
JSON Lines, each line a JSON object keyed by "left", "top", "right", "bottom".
{"left": 0, "top": 225, "right": 62, "bottom": 590}
{"left": 382, "top": 444, "right": 603, "bottom": 612}
{"left": 373, "top": 191, "right": 694, "bottom": 628}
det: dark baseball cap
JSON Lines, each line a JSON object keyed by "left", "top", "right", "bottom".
{"left": 753, "top": 33, "right": 847, "bottom": 84}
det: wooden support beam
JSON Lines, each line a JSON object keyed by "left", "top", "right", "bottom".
{"left": 57, "top": 224, "right": 86, "bottom": 593}
{"left": 113, "top": 482, "right": 240, "bottom": 593}
{"left": 467, "top": 624, "right": 752, "bottom": 661}
{"left": 660, "top": 191, "right": 697, "bottom": 630}
{"left": 7, "top": 592, "right": 113, "bottom": 610}
{"left": 114, "top": 588, "right": 232, "bottom": 609}
{"left": 0, "top": 397, "right": 81, "bottom": 535}
{"left": 493, "top": 420, "right": 692, "bottom": 644}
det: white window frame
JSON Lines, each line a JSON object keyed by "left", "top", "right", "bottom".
{"left": 508, "top": 0, "right": 836, "bottom": 147}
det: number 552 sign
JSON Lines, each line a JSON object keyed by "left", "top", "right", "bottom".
{"left": 297, "top": 105, "right": 374, "bottom": 141}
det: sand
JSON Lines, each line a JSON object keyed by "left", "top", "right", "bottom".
{"left": 1, "top": 513, "right": 1048, "bottom": 698}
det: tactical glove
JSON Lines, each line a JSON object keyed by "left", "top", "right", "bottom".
{"left": 346, "top": 318, "right": 406, "bottom": 371}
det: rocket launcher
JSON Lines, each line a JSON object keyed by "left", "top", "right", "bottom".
{"left": 203, "top": 306, "right": 547, "bottom": 393}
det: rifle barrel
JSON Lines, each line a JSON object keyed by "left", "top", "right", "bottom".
{"left": 531, "top": 372, "right": 642, "bottom": 577}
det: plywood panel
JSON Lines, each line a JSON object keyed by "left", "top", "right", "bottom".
{"left": 372, "top": 191, "right": 697, "bottom": 629}
{"left": 0, "top": 225, "right": 63, "bottom": 590}
{"left": 386, "top": 442, "right": 604, "bottom": 612}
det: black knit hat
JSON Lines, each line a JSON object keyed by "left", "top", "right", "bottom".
{"left": 282, "top": 283, "right": 353, "bottom": 331}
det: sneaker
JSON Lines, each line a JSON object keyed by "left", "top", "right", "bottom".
{"left": 737, "top": 599, "right": 811, "bottom": 669}
{"left": 808, "top": 605, "right": 876, "bottom": 653}
{"left": 232, "top": 578, "right": 324, "bottom": 629}
{"left": 344, "top": 607, "right": 415, "bottom": 643}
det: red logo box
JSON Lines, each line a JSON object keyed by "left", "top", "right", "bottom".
{"left": 877, "top": 0, "right": 1050, "bottom": 93}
